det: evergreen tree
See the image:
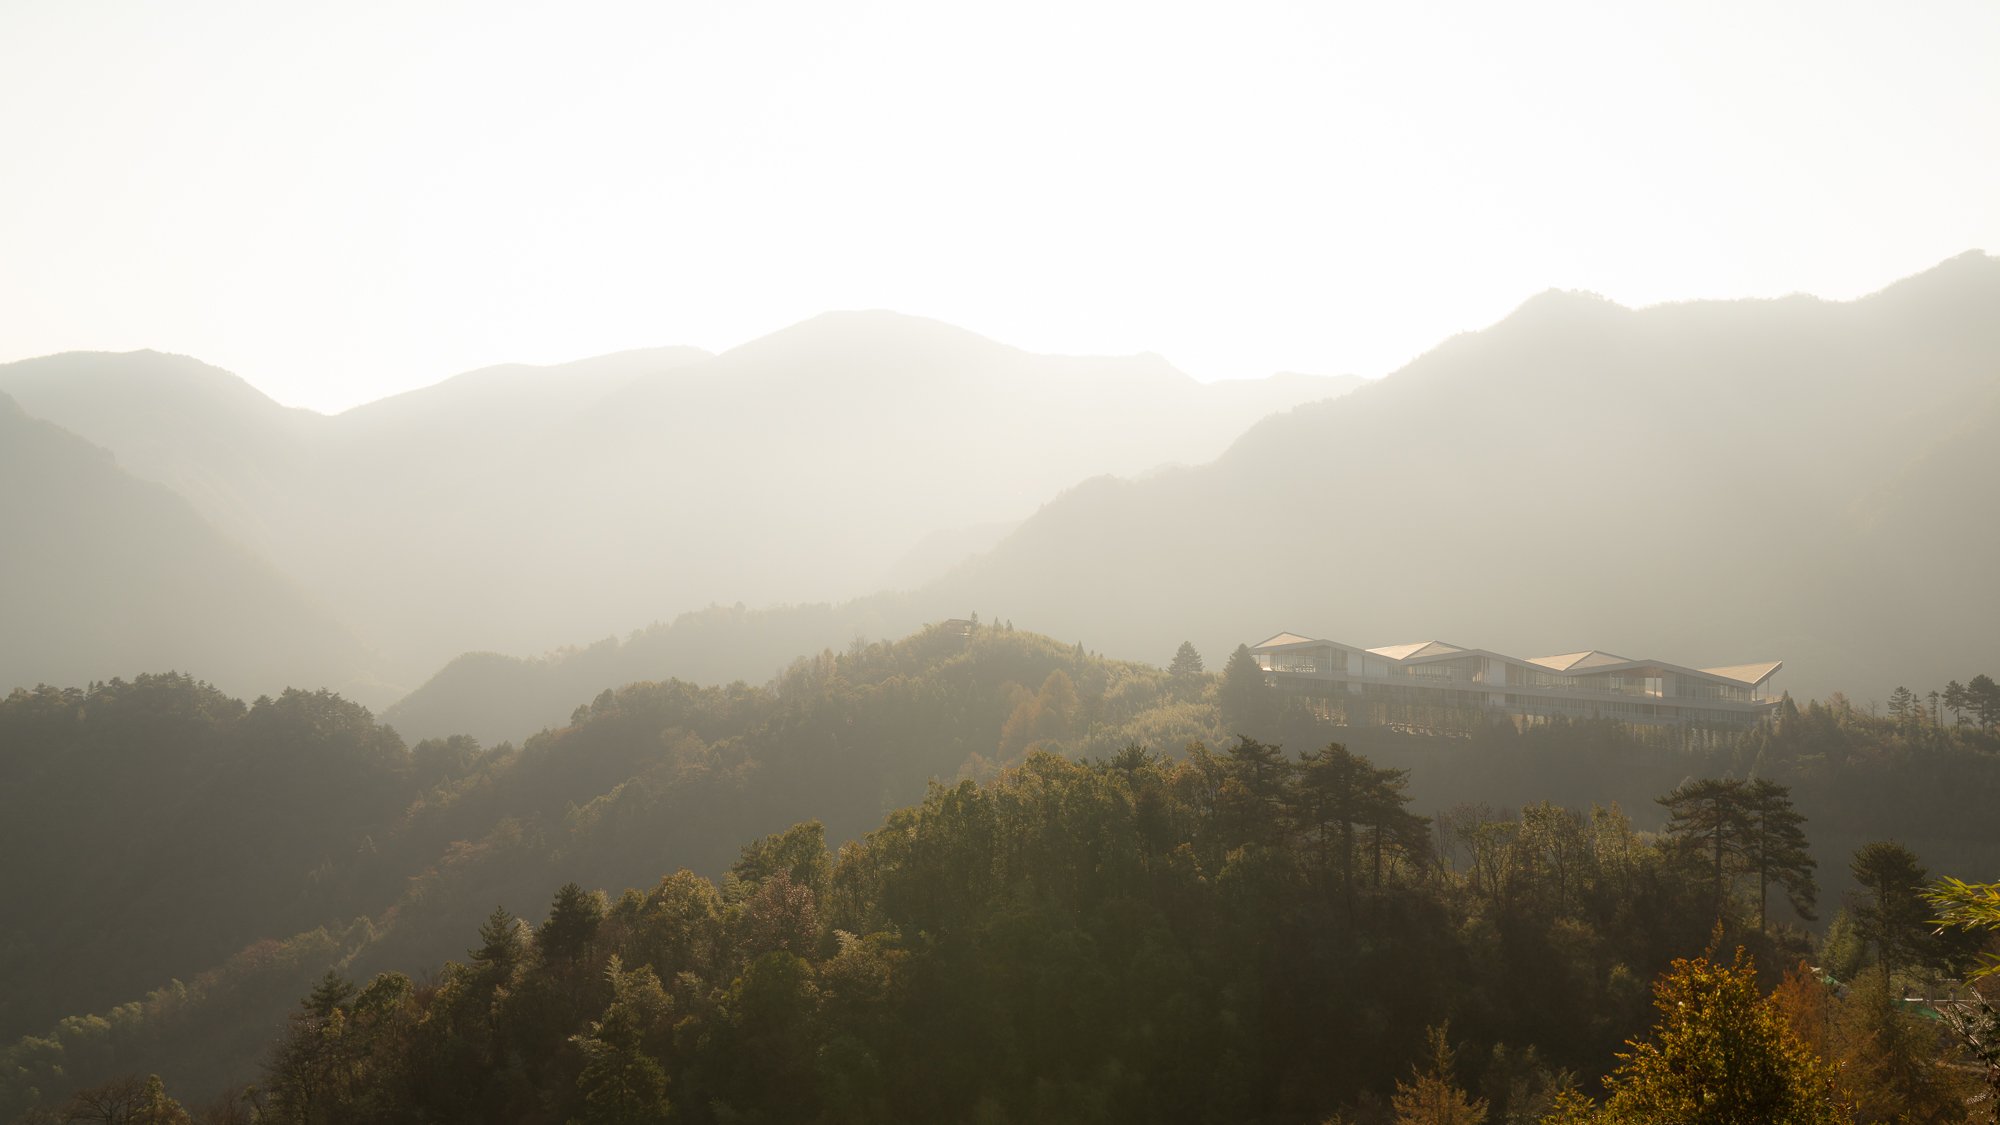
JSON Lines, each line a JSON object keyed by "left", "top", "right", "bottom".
{"left": 1849, "top": 841, "right": 1932, "bottom": 979}
{"left": 1219, "top": 643, "right": 1273, "bottom": 736}
{"left": 571, "top": 958, "right": 672, "bottom": 1125}
{"left": 1927, "top": 875, "right": 2000, "bottom": 981}
{"left": 1743, "top": 778, "right": 1817, "bottom": 931}
{"left": 1943, "top": 680, "right": 1970, "bottom": 725}
{"left": 1658, "top": 778, "right": 1754, "bottom": 923}
{"left": 302, "top": 970, "right": 355, "bottom": 1019}
{"left": 1168, "top": 641, "right": 1205, "bottom": 682}
{"left": 540, "top": 883, "right": 606, "bottom": 969}
{"left": 1887, "top": 685, "right": 1916, "bottom": 726}
{"left": 1390, "top": 1022, "right": 1488, "bottom": 1125}
{"left": 471, "top": 905, "right": 526, "bottom": 980}
{"left": 1972, "top": 674, "right": 2000, "bottom": 729}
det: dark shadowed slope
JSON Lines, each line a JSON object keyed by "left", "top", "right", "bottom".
{"left": 0, "top": 394, "right": 370, "bottom": 699}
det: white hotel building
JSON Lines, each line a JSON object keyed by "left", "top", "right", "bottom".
{"left": 1248, "top": 632, "right": 1783, "bottom": 730}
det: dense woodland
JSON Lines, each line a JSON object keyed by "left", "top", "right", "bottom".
{"left": 4, "top": 625, "right": 2000, "bottom": 1122}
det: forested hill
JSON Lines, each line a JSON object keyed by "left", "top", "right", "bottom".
{"left": 0, "top": 393, "right": 368, "bottom": 699}
{"left": 9, "top": 665, "right": 2000, "bottom": 1121}
{"left": 0, "top": 323, "right": 1356, "bottom": 700}
{"left": 0, "top": 624, "right": 1222, "bottom": 1112}
{"left": 6, "top": 622, "right": 2000, "bottom": 1118}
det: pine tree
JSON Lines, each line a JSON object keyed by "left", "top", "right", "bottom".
{"left": 1658, "top": 778, "right": 1754, "bottom": 923}
{"left": 303, "top": 969, "right": 355, "bottom": 1018}
{"left": 540, "top": 883, "right": 606, "bottom": 969}
{"left": 1390, "top": 1022, "right": 1488, "bottom": 1125}
{"left": 572, "top": 957, "right": 672, "bottom": 1125}
{"left": 471, "top": 905, "right": 525, "bottom": 980}
{"left": 1743, "top": 778, "right": 1816, "bottom": 931}
{"left": 1169, "top": 641, "right": 1205, "bottom": 680}
{"left": 1887, "top": 685, "right": 1915, "bottom": 726}
{"left": 1219, "top": 644, "right": 1273, "bottom": 736}
{"left": 1849, "top": 841, "right": 1932, "bottom": 979}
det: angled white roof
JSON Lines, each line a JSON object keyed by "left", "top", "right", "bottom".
{"left": 1251, "top": 630, "right": 1779, "bottom": 692}
{"left": 1252, "top": 631, "right": 1320, "bottom": 649}
{"left": 1529, "top": 650, "right": 1632, "bottom": 672}
{"left": 1701, "top": 661, "right": 1783, "bottom": 686}
{"left": 1367, "top": 640, "right": 1466, "bottom": 661}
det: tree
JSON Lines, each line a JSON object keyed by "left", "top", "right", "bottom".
{"left": 1849, "top": 841, "right": 1932, "bottom": 979}
{"left": 1830, "top": 971, "right": 1973, "bottom": 1124}
{"left": 540, "top": 882, "right": 606, "bottom": 970}
{"left": 1887, "top": 685, "right": 1916, "bottom": 726}
{"left": 1578, "top": 946, "right": 1843, "bottom": 1124}
{"left": 1973, "top": 674, "right": 2000, "bottom": 730}
{"left": 58, "top": 1075, "right": 193, "bottom": 1125}
{"left": 1921, "top": 877, "right": 2000, "bottom": 1125}
{"left": 302, "top": 970, "right": 355, "bottom": 1019}
{"left": 1217, "top": 735, "right": 1293, "bottom": 848}
{"left": 571, "top": 958, "right": 672, "bottom": 1125}
{"left": 730, "top": 820, "right": 833, "bottom": 900}
{"left": 1390, "top": 1022, "right": 1488, "bottom": 1125}
{"left": 1943, "top": 680, "right": 1970, "bottom": 725}
{"left": 1219, "top": 644, "right": 1273, "bottom": 736}
{"left": 471, "top": 905, "right": 525, "bottom": 980}
{"left": 1927, "top": 875, "right": 2000, "bottom": 981}
{"left": 1168, "top": 641, "right": 1205, "bottom": 680}
{"left": 1658, "top": 778, "right": 1753, "bottom": 922}
{"left": 1742, "top": 779, "right": 1816, "bottom": 931}
{"left": 1294, "top": 741, "right": 1428, "bottom": 905}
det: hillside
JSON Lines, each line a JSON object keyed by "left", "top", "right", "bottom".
{"left": 0, "top": 395, "right": 369, "bottom": 699}
{"left": 384, "top": 253, "right": 2000, "bottom": 738}
{"left": 0, "top": 327, "right": 1355, "bottom": 698}
{"left": 7, "top": 625, "right": 1999, "bottom": 1118}
{"left": 925, "top": 250, "right": 2000, "bottom": 703}
{"left": 0, "top": 624, "right": 1218, "bottom": 1108}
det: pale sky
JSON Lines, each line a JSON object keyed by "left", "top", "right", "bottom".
{"left": 2, "top": 0, "right": 1995, "bottom": 413}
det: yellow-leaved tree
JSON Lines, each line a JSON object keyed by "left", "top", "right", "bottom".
{"left": 1391, "top": 1022, "right": 1488, "bottom": 1125}
{"left": 1543, "top": 946, "right": 1843, "bottom": 1125}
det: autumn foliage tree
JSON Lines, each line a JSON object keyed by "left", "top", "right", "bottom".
{"left": 1550, "top": 945, "right": 1842, "bottom": 1125}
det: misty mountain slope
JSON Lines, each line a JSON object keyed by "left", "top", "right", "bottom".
{"left": 919, "top": 251, "right": 2000, "bottom": 702}
{"left": 3, "top": 324, "right": 1355, "bottom": 696}
{"left": 377, "top": 253, "right": 2000, "bottom": 740}
{"left": 0, "top": 350, "right": 329, "bottom": 559}
{"left": 331, "top": 344, "right": 713, "bottom": 443}
{"left": 0, "top": 395, "right": 369, "bottom": 699}
{"left": 506, "top": 311, "right": 1363, "bottom": 624}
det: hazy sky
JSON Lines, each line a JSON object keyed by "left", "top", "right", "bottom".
{"left": 3, "top": 0, "right": 1995, "bottom": 413}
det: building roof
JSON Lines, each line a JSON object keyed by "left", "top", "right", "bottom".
{"left": 1251, "top": 631, "right": 1320, "bottom": 649}
{"left": 1528, "top": 650, "right": 1632, "bottom": 672}
{"left": 1700, "top": 661, "right": 1784, "bottom": 686}
{"left": 1367, "top": 640, "right": 1465, "bottom": 661}
{"left": 1251, "top": 632, "right": 1780, "bottom": 692}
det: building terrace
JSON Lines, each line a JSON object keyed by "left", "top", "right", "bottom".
{"left": 1248, "top": 632, "right": 1783, "bottom": 730}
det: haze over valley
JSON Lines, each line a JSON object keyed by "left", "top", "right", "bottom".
{"left": 7, "top": 2, "right": 2000, "bottom": 1120}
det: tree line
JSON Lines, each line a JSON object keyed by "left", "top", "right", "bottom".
{"left": 23, "top": 737, "right": 1995, "bottom": 1124}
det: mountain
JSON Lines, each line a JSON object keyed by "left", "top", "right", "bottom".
{"left": 0, "top": 350, "right": 329, "bottom": 561}
{"left": 2, "top": 326, "right": 1356, "bottom": 698}
{"left": 925, "top": 250, "right": 2000, "bottom": 703}
{"left": 380, "top": 252, "right": 2000, "bottom": 739}
{"left": 0, "top": 394, "right": 369, "bottom": 699}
